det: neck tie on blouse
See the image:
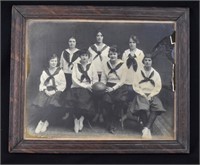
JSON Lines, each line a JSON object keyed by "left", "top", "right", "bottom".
{"left": 91, "top": 45, "right": 108, "bottom": 61}
{"left": 139, "top": 70, "right": 155, "bottom": 87}
{"left": 126, "top": 54, "right": 138, "bottom": 72}
{"left": 107, "top": 62, "right": 123, "bottom": 80}
{"left": 77, "top": 63, "right": 91, "bottom": 83}
{"left": 44, "top": 67, "right": 61, "bottom": 90}
{"left": 63, "top": 50, "right": 80, "bottom": 67}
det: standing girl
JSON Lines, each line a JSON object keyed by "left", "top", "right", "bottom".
{"left": 88, "top": 31, "right": 110, "bottom": 123}
{"left": 60, "top": 37, "right": 81, "bottom": 119}
{"left": 121, "top": 35, "right": 145, "bottom": 123}
{"left": 60, "top": 37, "right": 81, "bottom": 89}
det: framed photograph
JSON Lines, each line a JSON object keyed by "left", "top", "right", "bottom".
{"left": 9, "top": 5, "right": 189, "bottom": 153}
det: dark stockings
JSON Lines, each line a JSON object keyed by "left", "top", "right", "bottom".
{"left": 39, "top": 107, "right": 51, "bottom": 122}
{"left": 104, "top": 103, "right": 114, "bottom": 129}
{"left": 104, "top": 101, "right": 126, "bottom": 131}
{"left": 40, "top": 106, "right": 61, "bottom": 124}
{"left": 138, "top": 110, "right": 159, "bottom": 129}
{"left": 73, "top": 108, "right": 83, "bottom": 119}
{"left": 73, "top": 108, "right": 90, "bottom": 120}
{"left": 138, "top": 110, "right": 148, "bottom": 127}
{"left": 146, "top": 111, "right": 159, "bottom": 129}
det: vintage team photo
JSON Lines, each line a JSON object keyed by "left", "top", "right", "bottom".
{"left": 25, "top": 20, "right": 175, "bottom": 140}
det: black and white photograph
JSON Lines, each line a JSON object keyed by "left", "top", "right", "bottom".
{"left": 25, "top": 19, "right": 175, "bottom": 140}
{"left": 7, "top": 5, "right": 191, "bottom": 154}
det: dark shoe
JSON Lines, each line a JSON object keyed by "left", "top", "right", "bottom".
{"left": 120, "top": 114, "right": 127, "bottom": 129}
{"left": 138, "top": 117, "right": 144, "bottom": 127}
{"left": 120, "top": 114, "right": 127, "bottom": 122}
{"left": 92, "top": 114, "right": 99, "bottom": 123}
{"left": 99, "top": 114, "right": 104, "bottom": 123}
{"left": 109, "top": 127, "right": 117, "bottom": 134}
{"left": 62, "top": 112, "right": 69, "bottom": 120}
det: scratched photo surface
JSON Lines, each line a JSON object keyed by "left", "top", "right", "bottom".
{"left": 25, "top": 20, "right": 175, "bottom": 140}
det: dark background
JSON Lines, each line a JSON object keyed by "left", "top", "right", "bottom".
{"left": 27, "top": 20, "right": 174, "bottom": 102}
{"left": 1, "top": 1, "right": 199, "bottom": 164}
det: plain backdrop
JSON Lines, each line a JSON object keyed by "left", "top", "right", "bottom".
{"left": 26, "top": 21, "right": 174, "bottom": 102}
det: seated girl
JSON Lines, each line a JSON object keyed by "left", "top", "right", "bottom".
{"left": 101, "top": 45, "right": 128, "bottom": 134}
{"left": 130, "top": 53, "right": 166, "bottom": 139}
{"left": 64, "top": 49, "right": 99, "bottom": 133}
{"left": 32, "top": 54, "right": 66, "bottom": 134}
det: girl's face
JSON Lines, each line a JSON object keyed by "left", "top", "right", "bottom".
{"left": 144, "top": 58, "right": 152, "bottom": 68}
{"left": 68, "top": 38, "right": 76, "bottom": 49}
{"left": 129, "top": 38, "right": 137, "bottom": 50}
{"left": 80, "top": 54, "right": 89, "bottom": 63}
{"left": 96, "top": 32, "right": 103, "bottom": 43}
{"left": 49, "top": 57, "right": 58, "bottom": 68}
{"left": 109, "top": 51, "right": 118, "bottom": 62}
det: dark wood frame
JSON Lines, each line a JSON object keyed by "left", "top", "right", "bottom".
{"left": 9, "top": 5, "right": 190, "bottom": 153}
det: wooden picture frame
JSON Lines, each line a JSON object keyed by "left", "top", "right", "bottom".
{"left": 9, "top": 5, "right": 189, "bottom": 153}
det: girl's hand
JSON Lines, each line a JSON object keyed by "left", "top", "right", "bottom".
{"left": 106, "top": 87, "right": 114, "bottom": 93}
{"left": 44, "top": 90, "right": 50, "bottom": 96}
{"left": 147, "top": 95, "right": 153, "bottom": 101}
{"left": 45, "top": 90, "right": 56, "bottom": 96}
{"left": 49, "top": 90, "right": 56, "bottom": 96}
{"left": 86, "top": 85, "right": 92, "bottom": 92}
{"left": 140, "top": 94, "right": 148, "bottom": 99}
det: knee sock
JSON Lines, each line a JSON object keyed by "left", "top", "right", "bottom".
{"left": 73, "top": 108, "right": 82, "bottom": 119}
{"left": 104, "top": 103, "right": 113, "bottom": 128}
{"left": 139, "top": 110, "right": 148, "bottom": 126}
{"left": 40, "top": 107, "right": 51, "bottom": 122}
{"left": 146, "top": 111, "right": 159, "bottom": 129}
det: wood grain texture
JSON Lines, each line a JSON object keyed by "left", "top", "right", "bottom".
{"left": 14, "top": 5, "right": 186, "bottom": 20}
{"left": 9, "top": 6, "right": 25, "bottom": 152}
{"left": 9, "top": 5, "right": 190, "bottom": 153}
{"left": 175, "top": 8, "right": 190, "bottom": 152}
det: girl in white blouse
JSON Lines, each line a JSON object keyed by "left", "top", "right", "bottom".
{"left": 88, "top": 31, "right": 110, "bottom": 81}
{"left": 60, "top": 37, "right": 81, "bottom": 89}
{"left": 130, "top": 53, "right": 166, "bottom": 139}
{"left": 60, "top": 37, "right": 81, "bottom": 120}
{"left": 122, "top": 35, "right": 144, "bottom": 85}
{"left": 121, "top": 35, "right": 145, "bottom": 123}
{"left": 65, "top": 49, "right": 98, "bottom": 133}
{"left": 88, "top": 31, "right": 110, "bottom": 123}
{"left": 32, "top": 54, "right": 66, "bottom": 134}
{"left": 101, "top": 45, "right": 128, "bottom": 134}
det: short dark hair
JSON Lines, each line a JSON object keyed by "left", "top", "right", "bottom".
{"left": 129, "top": 35, "right": 139, "bottom": 44}
{"left": 46, "top": 54, "right": 59, "bottom": 68}
{"left": 142, "top": 53, "right": 152, "bottom": 63}
{"left": 68, "top": 36, "right": 76, "bottom": 41}
{"left": 108, "top": 45, "right": 120, "bottom": 58}
{"left": 109, "top": 45, "right": 118, "bottom": 53}
{"left": 48, "top": 54, "right": 58, "bottom": 62}
{"left": 96, "top": 31, "right": 103, "bottom": 36}
{"left": 79, "top": 49, "right": 90, "bottom": 58}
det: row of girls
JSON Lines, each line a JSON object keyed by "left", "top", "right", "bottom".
{"left": 32, "top": 32, "right": 166, "bottom": 139}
